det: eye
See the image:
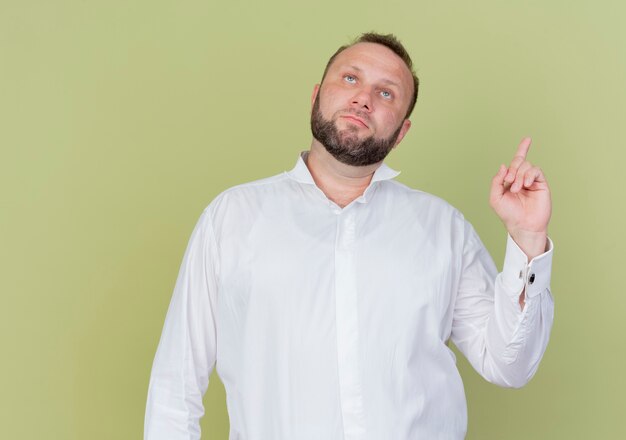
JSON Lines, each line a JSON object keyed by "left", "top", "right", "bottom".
{"left": 344, "top": 74, "right": 357, "bottom": 84}
{"left": 380, "top": 90, "right": 392, "bottom": 99}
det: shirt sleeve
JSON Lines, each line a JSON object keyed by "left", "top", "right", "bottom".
{"left": 450, "top": 221, "right": 554, "bottom": 388}
{"left": 144, "top": 208, "right": 219, "bottom": 439}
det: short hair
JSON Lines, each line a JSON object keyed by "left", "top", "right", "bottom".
{"left": 320, "top": 32, "right": 419, "bottom": 119}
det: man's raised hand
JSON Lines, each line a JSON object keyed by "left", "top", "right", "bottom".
{"left": 489, "top": 137, "right": 552, "bottom": 260}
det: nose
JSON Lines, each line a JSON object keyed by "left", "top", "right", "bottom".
{"left": 350, "top": 87, "right": 373, "bottom": 112}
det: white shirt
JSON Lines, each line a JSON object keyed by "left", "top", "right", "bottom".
{"left": 144, "top": 153, "right": 554, "bottom": 440}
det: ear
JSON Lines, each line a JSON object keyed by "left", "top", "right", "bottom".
{"left": 310, "top": 84, "right": 320, "bottom": 111}
{"left": 392, "top": 119, "right": 412, "bottom": 148}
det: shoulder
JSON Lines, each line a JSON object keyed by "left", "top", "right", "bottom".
{"left": 200, "top": 170, "right": 294, "bottom": 221}
{"left": 379, "top": 179, "right": 465, "bottom": 221}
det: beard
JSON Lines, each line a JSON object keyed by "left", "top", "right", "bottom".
{"left": 310, "top": 95, "right": 403, "bottom": 167}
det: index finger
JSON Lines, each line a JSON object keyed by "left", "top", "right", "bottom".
{"left": 514, "top": 137, "right": 532, "bottom": 159}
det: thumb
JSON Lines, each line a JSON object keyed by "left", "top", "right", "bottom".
{"left": 489, "top": 164, "right": 507, "bottom": 205}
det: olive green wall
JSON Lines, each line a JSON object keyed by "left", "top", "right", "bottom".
{"left": 1, "top": 0, "right": 624, "bottom": 438}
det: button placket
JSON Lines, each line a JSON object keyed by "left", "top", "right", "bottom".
{"left": 334, "top": 209, "right": 367, "bottom": 439}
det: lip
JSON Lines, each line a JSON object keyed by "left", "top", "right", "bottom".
{"left": 341, "top": 115, "right": 369, "bottom": 128}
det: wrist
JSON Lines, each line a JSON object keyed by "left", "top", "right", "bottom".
{"left": 509, "top": 229, "right": 548, "bottom": 260}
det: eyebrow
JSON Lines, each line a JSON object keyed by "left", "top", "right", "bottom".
{"left": 347, "top": 65, "right": 401, "bottom": 89}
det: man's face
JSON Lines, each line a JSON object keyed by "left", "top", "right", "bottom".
{"left": 310, "top": 42, "right": 414, "bottom": 167}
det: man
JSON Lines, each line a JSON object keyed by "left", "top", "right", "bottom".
{"left": 145, "top": 33, "right": 554, "bottom": 439}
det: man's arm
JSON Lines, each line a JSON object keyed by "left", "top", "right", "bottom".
{"left": 144, "top": 209, "right": 219, "bottom": 440}
{"left": 450, "top": 137, "right": 554, "bottom": 388}
{"left": 451, "top": 224, "right": 554, "bottom": 388}
{"left": 489, "top": 137, "right": 552, "bottom": 309}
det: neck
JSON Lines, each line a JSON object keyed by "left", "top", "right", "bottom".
{"left": 306, "top": 141, "right": 381, "bottom": 208}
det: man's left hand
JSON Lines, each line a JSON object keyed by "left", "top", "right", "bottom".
{"left": 489, "top": 137, "right": 552, "bottom": 260}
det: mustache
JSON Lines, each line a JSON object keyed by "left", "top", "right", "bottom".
{"left": 338, "top": 109, "right": 371, "bottom": 123}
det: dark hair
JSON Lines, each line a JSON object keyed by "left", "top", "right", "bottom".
{"left": 320, "top": 32, "right": 419, "bottom": 119}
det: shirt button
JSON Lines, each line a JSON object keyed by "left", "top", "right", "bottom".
{"left": 518, "top": 270, "right": 523, "bottom": 279}
{"left": 528, "top": 273, "right": 536, "bottom": 284}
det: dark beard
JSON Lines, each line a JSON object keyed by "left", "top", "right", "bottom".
{"left": 310, "top": 95, "right": 403, "bottom": 167}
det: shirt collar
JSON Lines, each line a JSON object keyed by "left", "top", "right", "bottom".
{"left": 286, "top": 151, "right": 401, "bottom": 185}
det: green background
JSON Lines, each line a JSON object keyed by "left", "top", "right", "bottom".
{"left": 1, "top": 0, "right": 624, "bottom": 438}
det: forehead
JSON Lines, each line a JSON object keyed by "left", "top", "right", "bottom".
{"left": 328, "top": 42, "right": 414, "bottom": 92}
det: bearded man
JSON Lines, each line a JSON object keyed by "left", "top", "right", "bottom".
{"left": 145, "top": 32, "right": 554, "bottom": 440}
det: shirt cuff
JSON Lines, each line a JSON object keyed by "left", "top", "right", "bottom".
{"left": 501, "top": 234, "right": 554, "bottom": 299}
